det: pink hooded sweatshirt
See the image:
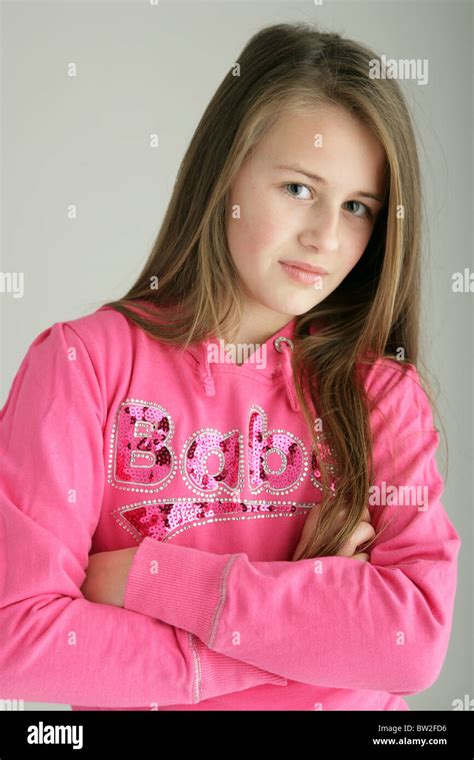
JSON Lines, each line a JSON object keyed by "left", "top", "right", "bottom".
{"left": 0, "top": 304, "right": 460, "bottom": 711}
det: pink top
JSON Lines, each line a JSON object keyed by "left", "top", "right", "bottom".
{"left": 0, "top": 304, "right": 461, "bottom": 711}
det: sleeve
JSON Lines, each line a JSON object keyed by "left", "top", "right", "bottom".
{"left": 0, "top": 321, "right": 287, "bottom": 708}
{"left": 124, "top": 362, "right": 462, "bottom": 695}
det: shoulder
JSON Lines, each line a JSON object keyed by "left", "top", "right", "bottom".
{"left": 50, "top": 304, "right": 150, "bottom": 371}
{"left": 61, "top": 304, "right": 134, "bottom": 346}
{"left": 356, "top": 357, "right": 431, "bottom": 419}
{"left": 20, "top": 306, "right": 142, "bottom": 403}
{"left": 12, "top": 306, "right": 129, "bottom": 374}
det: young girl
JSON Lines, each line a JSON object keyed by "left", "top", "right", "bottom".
{"left": 0, "top": 22, "right": 460, "bottom": 711}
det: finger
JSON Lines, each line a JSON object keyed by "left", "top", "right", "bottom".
{"left": 336, "top": 521, "right": 376, "bottom": 557}
{"left": 335, "top": 506, "right": 371, "bottom": 530}
{"left": 350, "top": 521, "right": 376, "bottom": 554}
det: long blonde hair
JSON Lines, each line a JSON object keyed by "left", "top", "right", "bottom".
{"left": 102, "top": 22, "right": 445, "bottom": 560}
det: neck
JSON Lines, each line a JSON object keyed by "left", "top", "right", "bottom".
{"left": 225, "top": 302, "right": 295, "bottom": 347}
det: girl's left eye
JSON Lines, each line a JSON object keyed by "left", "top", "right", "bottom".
{"left": 343, "top": 200, "right": 371, "bottom": 219}
{"left": 281, "top": 183, "right": 371, "bottom": 219}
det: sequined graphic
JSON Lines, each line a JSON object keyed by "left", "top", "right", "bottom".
{"left": 107, "top": 398, "right": 338, "bottom": 498}
{"left": 180, "top": 428, "right": 244, "bottom": 495}
{"left": 112, "top": 497, "right": 315, "bottom": 543}
{"left": 108, "top": 399, "right": 177, "bottom": 491}
{"left": 310, "top": 433, "right": 338, "bottom": 496}
{"left": 248, "top": 404, "right": 309, "bottom": 494}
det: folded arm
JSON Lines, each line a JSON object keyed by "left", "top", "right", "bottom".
{"left": 0, "top": 322, "right": 286, "bottom": 708}
{"left": 123, "top": 363, "right": 461, "bottom": 695}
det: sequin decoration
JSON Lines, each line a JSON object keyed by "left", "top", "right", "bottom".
{"left": 310, "top": 432, "right": 338, "bottom": 496}
{"left": 248, "top": 404, "right": 309, "bottom": 494}
{"left": 180, "top": 428, "right": 244, "bottom": 495}
{"left": 112, "top": 497, "right": 315, "bottom": 543}
{"left": 108, "top": 399, "right": 177, "bottom": 491}
{"left": 107, "top": 398, "right": 339, "bottom": 498}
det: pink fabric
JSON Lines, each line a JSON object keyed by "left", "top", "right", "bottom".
{"left": 0, "top": 304, "right": 461, "bottom": 711}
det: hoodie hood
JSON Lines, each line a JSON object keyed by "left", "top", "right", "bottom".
{"left": 187, "top": 317, "right": 310, "bottom": 413}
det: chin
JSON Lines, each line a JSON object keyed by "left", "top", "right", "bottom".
{"left": 266, "top": 300, "right": 314, "bottom": 317}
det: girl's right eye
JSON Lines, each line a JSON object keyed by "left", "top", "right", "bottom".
{"left": 281, "top": 182, "right": 314, "bottom": 201}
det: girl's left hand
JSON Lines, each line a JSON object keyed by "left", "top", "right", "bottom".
{"left": 80, "top": 547, "right": 138, "bottom": 607}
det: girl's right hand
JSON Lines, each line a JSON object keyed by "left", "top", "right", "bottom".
{"left": 335, "top": 506, "right": 375, "bottom": 562}
{"left": 291, "top": 505, "right": 375, "bottom": 562}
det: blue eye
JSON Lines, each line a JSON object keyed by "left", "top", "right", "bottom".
{"left": 282, "top": 183, "right": 372, "bottom": 220}
{"left": 343, "top": 200, "right": 371, "bottom": 219}
{"left": 282, "top": 183, "right": 313, "bottom": 200}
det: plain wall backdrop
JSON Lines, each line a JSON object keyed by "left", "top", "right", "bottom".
{"left": 0, "top": 0, "right": 472, "bottom": 711}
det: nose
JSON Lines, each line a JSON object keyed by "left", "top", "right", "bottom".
{"left": 300, "top": 203, "right": 339, "bottom": 253}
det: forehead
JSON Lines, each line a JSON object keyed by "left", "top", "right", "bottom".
{"left": 249, "top": 105, "right": 387, "bottom": 191}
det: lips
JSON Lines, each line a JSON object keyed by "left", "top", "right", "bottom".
{"left": 279, "top": 260, "right": 328, "bottom": 275}
{"left": 279, "top": 261, "right": 328, "bottom": 287}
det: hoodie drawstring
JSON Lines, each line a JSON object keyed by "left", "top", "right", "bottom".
{"left": 199, "top": 334, "right": 300, "bottom": 412}
{"left": 273, "top": 336, "right": 300, "bottom": 413}
{"left": 201, "top": 340, "right": 216, "bottom": 397}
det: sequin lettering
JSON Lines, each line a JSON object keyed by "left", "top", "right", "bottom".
{"left": 109, "top": 400, "right": 176, "bottom": 489}
{"left": 180, "top": 428, "right": 244, "bottom": 494}
{"left": 108, "top": 398, "right": 335, "bottom": 496}
{"left": 248, "top": 404, "right": 308, "bottom": 494}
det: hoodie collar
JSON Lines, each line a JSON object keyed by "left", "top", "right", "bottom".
{"left": 187, "top": 316, "right": 308, "bottom": 413}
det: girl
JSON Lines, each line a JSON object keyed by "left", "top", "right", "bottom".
{"left": 0, "top": 23, "right": 460, "bottom": 711}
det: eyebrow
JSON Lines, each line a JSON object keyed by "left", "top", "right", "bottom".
{"left": 274, "top": 163, "right": 384, "bottom": 204}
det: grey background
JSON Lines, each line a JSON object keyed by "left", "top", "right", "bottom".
{"left": 0, "top": 0, "right": 472, "bottom": 711}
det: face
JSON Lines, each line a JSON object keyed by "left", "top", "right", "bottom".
{"left": 225, "top": 104, "right": 387, "bottom": 321}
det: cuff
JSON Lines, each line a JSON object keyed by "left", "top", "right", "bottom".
{"left": 193, "top": 636, "right": 288, "bottom": 701}
{"left": 124, "top": 537, "right": 240, "bottom": 645}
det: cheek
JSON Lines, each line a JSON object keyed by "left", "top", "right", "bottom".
{"left": 348, "top": 246, "right": 366, "bottom": 270}
{"left": 227, "top": 207, "right": 281, "bottom": 265}
{"left": 342, "top": 226, "right": 373, "bottom": 268}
